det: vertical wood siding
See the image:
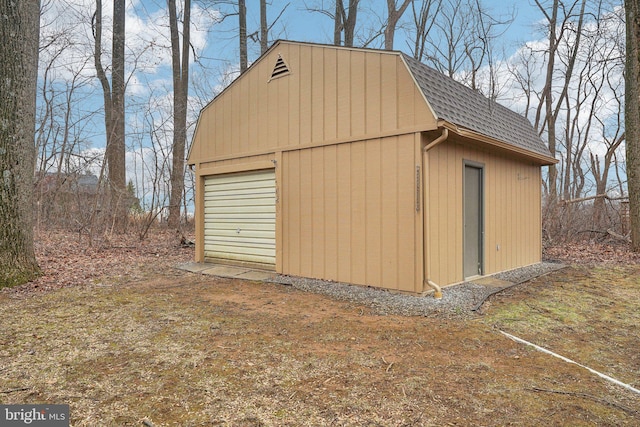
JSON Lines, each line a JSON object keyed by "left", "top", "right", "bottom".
{"left": 189, "top": 42, "right": 435, "bottom": 164}
{"left": 426, "top": 137, "right": 542, "bottom": 286}
{"left": 282, "top": 134, "right": 422, "bottom": 293}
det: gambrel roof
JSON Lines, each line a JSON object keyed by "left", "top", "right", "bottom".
{"left": 189, "top": 40, "right": 556, "bottom": 165}
{"left": 402, "top": 54, "right": 554, "bottom": 160}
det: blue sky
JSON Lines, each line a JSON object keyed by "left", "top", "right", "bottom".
{"left": 203, "top": 0, "right": 543, "bottom": 68}
{"left": 34, "top": 0, "right": 552, "bottom": 211}
{"left": 38, "top": 0, "right": 626, "bottom": 209}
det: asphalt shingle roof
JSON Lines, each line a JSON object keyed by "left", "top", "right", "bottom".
{"left": 402, "top": 54, "right": 553, "bottom": 159}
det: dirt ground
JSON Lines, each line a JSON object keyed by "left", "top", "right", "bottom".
{"left": 1, "top": 231, "right": 639, "bottom": 426}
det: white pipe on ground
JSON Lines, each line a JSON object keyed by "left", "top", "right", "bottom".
{"left": 500, "top": 330, "right": 640, "bottom": 395}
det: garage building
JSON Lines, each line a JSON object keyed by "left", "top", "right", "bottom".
{"left": 187, "top": 40, "right": 556, "bottom": 294}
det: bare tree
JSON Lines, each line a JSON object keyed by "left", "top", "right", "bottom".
{"left": 334, "top": 0, "right": 342, "bottom": 45}
{"left": 93, "top": 0, "right": 127, "bottom": 230}
{"left": 130, "top": 95, "right": 173, "bottom": 239}
{"left": 34, "top": 53, "right": 99, "bottom": 228}
{"left": 341, "top": 0, "right": 360, "bottom": 46}
{"left": 407, "top": 0, "right": 440, "bottom": 61}
{"left": 626, "top": 0, "right": 640, "bottom": 250}
{"left": 306, "top": 0, "right": 359, "bottom": 47}
{"left": 167, "top": 0, "right": 192, "bottom": 229}
{"left": 260, "top": 0, "right": 268, "bottom": 53}
{"left": 409, "top": 0, "right": 512, "bottom": 99}
{"left": 0, "top": 0, "right": 41, "bottom": 286}
{"left": 246, "top": 1, "right": 289, "bottom": 54}
{"left": 239, "top": 0, "right": 247, "bottom": 72}
{"left": 384, "top": 0, "right": 412, "bottom": 50}
{"left": 507, "top": 1, "right": 627, "bottom": 241}
{"left": 583, "top": 10, "right": 625, "bottom": 228}
{"left": 534, "top": 0, "right": 587, "bottom": 202}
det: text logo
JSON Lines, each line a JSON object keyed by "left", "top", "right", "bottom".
{"left": 1, "top": 405, "right": 69, "bottom": 426}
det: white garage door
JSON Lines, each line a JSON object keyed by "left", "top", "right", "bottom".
{"left": 204, "top": 169, "right": 276, "bottom": 269}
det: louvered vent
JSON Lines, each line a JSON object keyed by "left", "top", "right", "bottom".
{"left": 270, "top": 54, "right": 290, "bottom": 80}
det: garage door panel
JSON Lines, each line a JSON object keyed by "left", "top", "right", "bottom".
{"left": 205, "top": 240, "right": 274, "bottom": 250}
{"left": 207, "top": 228, "right": 273, "bottom": 239}
{"left": 205, "top": 228, "right": 273, "bottom": 241}
{"left": 205, "top": 181, "right": 275, "bottom": 195}
{"left": 204, "top": 207, "right": 276, "bottom": 216}
{"left": 205, "top": 183, "right": 274, "bottom": 195}
{"left": 204, "top": 197, "right": 275, "bottom": 208}
{"left": 205, "top": 191, "right": 275, "bottom": 202}
{"left": 205, "top": 172, "right": 273, "bottom": 185}
{"left": 204, "top": 169, "right": 276, "bottom": 269}
{"left": 204, "top": 252, "right": 275, "bottom": 265}
{"left": 204, "top": 216, "right": 275, "bottom": 225}
{"left": 205, "top": 179, "right": 274, "bottom": 189}
{"left": 204, "top": 243, "right": 275, "bottom": 258}
{"left": 204, "top": 220, "right": 276, "bottom": 233}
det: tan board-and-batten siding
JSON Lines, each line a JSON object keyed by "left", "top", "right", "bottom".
{"left": 425, "top": 134, "right": 542, "bottom": 287}
{"left": 281, "top": 134, "right": 423, "bottom": 292}
{"left": 189, "top": 42, "right": 437, "bottom": 163}
{"left": 189, "top": 40, "right": 554, "bottom": 293}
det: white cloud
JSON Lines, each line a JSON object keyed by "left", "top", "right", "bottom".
{"left": 39, "top": 0, "right": 219, "bottom": 96}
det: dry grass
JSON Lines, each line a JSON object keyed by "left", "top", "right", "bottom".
{"left": 483, "top": 265, "right": 640, "bottom": 412}
{"left": 1, "top": 234, "right": 639, "bottom": 425}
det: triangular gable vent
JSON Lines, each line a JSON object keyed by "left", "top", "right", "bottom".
{"left": 269, "top": 54, "right": 290, "bottom": 80}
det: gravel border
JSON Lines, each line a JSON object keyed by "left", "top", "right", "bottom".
{"left": 268, "top": 262, "right": 566, "bottom": 318}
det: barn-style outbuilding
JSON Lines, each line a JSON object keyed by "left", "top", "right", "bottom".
{"left": 187, "top": 40, "right": 556, "bottom": 294}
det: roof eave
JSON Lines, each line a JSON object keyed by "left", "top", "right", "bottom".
{"left": 439, "top": 121, "right": 558, "bottom": 166}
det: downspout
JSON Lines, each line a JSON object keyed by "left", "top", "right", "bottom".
{"left": 422, "top": 128, "right": 448, "bottom": 299}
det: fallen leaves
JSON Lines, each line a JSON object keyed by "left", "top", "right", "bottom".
{"left": 1, "top": 228, "right": 194, "bottom": 297}
{"left": 544, "top": 242, "right": 640, "bottom": 265}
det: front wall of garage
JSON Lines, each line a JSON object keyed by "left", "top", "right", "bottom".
{"left": 425, "top": 135, "right": 542, "bottom": 287}
{"left": 189, "top": 41, "right": 436, "bottom": 166}
{"left": 280, "top": 133, "right": 424, "bottom": 293}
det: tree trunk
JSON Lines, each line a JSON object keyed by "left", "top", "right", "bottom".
{"left": 384, "top": 0, "right": 412, "bottom": 50}
{"left": 109, "top": 0, "right": 127, "bottom": 226}
{"left": 0, "top": 0, "right": 41, "bottom": 287}
{"left": 260, "top": 0, "right": 268, "bottom": 54}
{"left": 343, "top": 0, "right": 359, "bottom": 47}
{"left": 94, "top": 0, "right": 127, "bottom": 231}
{"left": 626, "top": 0, "right": 640, "bottom": 251}
{"left": 167, "top": 0, "right": 191, "bottom": 229}
{"left": 94, "top": 0, "right": 112, "bottom": 152}
{"left": 538, "top": 0, "right": 559, "bottom": 201}
{"left": 410, "top": 0, "right": 439, "bottom": 61}
{"left": 239, "top": 0, "right": 247, "bottom": 73}
{"left": 334, "top": 0, "right": 343, "bottom": 45}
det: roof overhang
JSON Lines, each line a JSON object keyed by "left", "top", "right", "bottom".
{"left": 438, "top": 120, "right": 558, "bottom": 166}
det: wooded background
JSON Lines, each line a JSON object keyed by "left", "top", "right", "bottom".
{"left": 31, "top": 0, "right": 632, "bottom": 244}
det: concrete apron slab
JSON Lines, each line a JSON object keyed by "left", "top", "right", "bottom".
{"left": 470, "top": 277, "right": 514, "bottom": 289}
{"left": 176, "top": 262, "right": 277, "bottom": 282}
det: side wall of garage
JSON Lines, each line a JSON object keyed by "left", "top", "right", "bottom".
{"left": 425, "top": 135, "right": 543, "bottom": 287}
